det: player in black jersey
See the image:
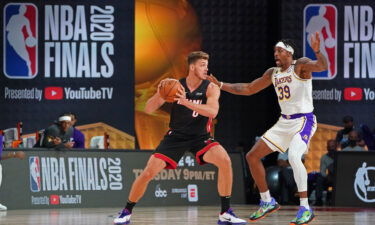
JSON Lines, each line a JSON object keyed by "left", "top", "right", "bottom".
{"left": 114, "top": 51, "right": 246, "bottom": 225}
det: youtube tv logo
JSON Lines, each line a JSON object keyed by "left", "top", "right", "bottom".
{"left": 45, "top": 87, "right": 63, "bottom": 100}
{"left": 344, "top": 87, "right": 363, "bottom": 101}
{"left": 50, "top": 195, "right": 60, "bottom": 205}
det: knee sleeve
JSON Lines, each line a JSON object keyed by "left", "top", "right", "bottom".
{"left": 288, "top": 135, "right": 308, "bottom": 192}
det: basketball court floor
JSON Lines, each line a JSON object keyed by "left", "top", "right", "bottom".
{"left": 0, "top": 205, "right": 374, "bottom": 225}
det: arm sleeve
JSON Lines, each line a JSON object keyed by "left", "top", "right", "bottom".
{"left": 73, "top": 131, "right": 85, "bottom": 148}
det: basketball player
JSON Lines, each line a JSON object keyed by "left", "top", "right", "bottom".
{"left": 114, "top": 51, "right": 246, "bottom": 225}
{"left": 208, "top": 32, "right": 328, "bottom": 224}
{"left": 0, "top": 135, "right": 25, "bottom": 210}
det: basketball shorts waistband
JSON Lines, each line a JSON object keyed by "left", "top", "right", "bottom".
{"left": 281, "top": 112, "right": 314, "bottom": 120}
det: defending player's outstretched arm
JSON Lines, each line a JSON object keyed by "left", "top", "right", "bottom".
{"left": 175, "top": 82, "right": 220, "bottom": 118}
{"left": 207, "top": 68, "right": 273, "bottom": 96}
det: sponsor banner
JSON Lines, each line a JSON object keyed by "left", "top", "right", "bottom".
{"left": 0, "top": 0, "right": 134, "bottom": 139}
{"left": 0, "top": 150, "right": 246, "bottom": 209}
{"left": 334, "top": 151, "right": 375, "bottom": 207}
{"left": 281, "top": 0, "right": 375, "bottom": 126}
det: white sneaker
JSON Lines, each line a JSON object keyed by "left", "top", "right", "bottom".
{"left": 0, "top": 203, "right": 7, "bottom": 211}
{"left": 218, "top": 208, "right": 247, "bottom": 224}
{"left": 113, "top": 208, "right": 131, "bottom": 224}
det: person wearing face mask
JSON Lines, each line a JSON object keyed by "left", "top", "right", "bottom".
{"left": 335, "top": 115, "right": 366, "bottom": 149}
{"left": 335, "top": 115, "right": 355, "bottom": 149}
{"left": 314, "top": 140, "right": 337, "bottom": 206}
{"left": 342, "top": 130, "right": 366, "bottom": 151}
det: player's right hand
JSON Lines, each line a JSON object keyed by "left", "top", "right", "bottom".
{"left": 53, "top": 137, "right": 62, "bottom": 145}
{"left": 207, "top": 74, "right": 220, "bottom": 86}
{"left": 64, "top": 141, "right": 75, "bottom": 149}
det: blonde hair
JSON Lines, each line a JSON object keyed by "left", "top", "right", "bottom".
{"left": 187, "top": 51, "right": 209, "bottom": 65}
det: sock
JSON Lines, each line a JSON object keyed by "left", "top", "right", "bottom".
{"left": 125, "top": 200, "right": 137, "bottom": 213}
{"left": 220, "top": 196, "right": 231, "bottom": 213}
{"left": 300, "top": 198, "right": 310, "bottom": 209}
{"left": 260, "top": 190, "right": 272, "bottom": 202}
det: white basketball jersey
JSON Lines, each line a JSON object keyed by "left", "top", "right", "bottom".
{"left": 271, "top": 61, "right": 314, "bottom": 115}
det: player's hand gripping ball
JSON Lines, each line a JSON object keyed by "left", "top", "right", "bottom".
{"left": 159, "top": 79, "right": 183, "bottom": 103}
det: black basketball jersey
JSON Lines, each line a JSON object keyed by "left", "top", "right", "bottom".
{"left": 169, "top": 78, "right": 212, "bottom": 136}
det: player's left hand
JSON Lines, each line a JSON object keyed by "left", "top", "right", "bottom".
{"left": 174, "top": 85, "right": 187, "bottom": 104}
{"left": 310, "top": 31, "right": 321, "bottom": 53}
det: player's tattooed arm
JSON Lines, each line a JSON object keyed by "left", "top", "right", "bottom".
{"left": 220, "top": 68, "right": 273, "bottom": 96}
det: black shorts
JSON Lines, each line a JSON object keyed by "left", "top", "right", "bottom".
{"left": 153, "top": 131, "right": 220, "bottom": 169}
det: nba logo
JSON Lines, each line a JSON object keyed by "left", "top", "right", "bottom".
{"left": 187, "top": 184, "right": 198, "bottom": 202}
{"left": 303, "top": 4, "right": 337, "bottom": 80}
{"left": 29, "top": 156, "right": 41, "bottom": 192}
{"left": 3, "top": 3, "right": 38, "bottom": 79}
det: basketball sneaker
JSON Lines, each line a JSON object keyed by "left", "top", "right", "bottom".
{"left": 249, "top": 197, "right": 280, "bottom": 222}
{"left": 289, "top": 206, "right": 315, "bottom": 225}
{"left": 218, "top": 208, "right": 247, "bottom": 225}
{"left": 113, "top": 208, "right": 131, "bottom": 225}
{"left": 0, "top": 203, "right": 7, "bottom": 211}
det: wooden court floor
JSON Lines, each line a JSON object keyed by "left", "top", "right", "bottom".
{"left": 0, "top": 205, "right": 374, "bottom": 225}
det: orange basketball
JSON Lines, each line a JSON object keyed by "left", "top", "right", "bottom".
{"left": 159, "top": 79, "right": 182, "bottom": 102}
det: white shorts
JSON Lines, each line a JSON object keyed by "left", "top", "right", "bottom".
{"left": 261, "top": 113, "right": 317, "bottom": 153}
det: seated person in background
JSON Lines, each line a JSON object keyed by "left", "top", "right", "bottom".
{"left": 65, "top": 113, "right": 85, "bottom": 148}
{"left": 277, "top": 150, "right": 304, "bottom": 205}
{"left": 315, "top": 140, "right": 337, "bottom": 206}
{"left": 0, "top": 135, "right": 25, "bottom": 210}
{"left": 336, "top": 115, "right": 364, "bottom": 149}
{"left": 360, "top": 124, "right": 375, "bottom": 151}
{"left": 342, "top": 130, "right": 366, "bottom": 151}
{"left": 41, "top": 115, "right": 74, "bottom": 149}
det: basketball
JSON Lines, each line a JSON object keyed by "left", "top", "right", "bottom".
{"left": 25, "top": 36, "right": 36, "bottom": 47}
{"left": 325, "top": 38, "right": 335, "bottom": 48}
{"left": 159, "top": 79, "right": 182, "bottom": 102}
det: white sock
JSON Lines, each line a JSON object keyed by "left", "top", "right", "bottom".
{"left": 300, "top": 198, "right": 310, "bottom": 209}
{"left": 260, "top": 190, "right": 272, "bottom": 202}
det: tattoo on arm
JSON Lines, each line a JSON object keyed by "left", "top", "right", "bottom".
{"left": 226, "top": 83, "right": 250, "bottom": 95}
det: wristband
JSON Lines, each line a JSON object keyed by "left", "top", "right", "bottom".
{"left": 219, "top": 82, "right": 224, "bottom": 89}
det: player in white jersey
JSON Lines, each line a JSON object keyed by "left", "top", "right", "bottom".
{"left": 208, "top": 32, "right": 328, "bottom": 225}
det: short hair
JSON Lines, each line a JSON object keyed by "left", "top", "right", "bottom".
{"left": 187, "top": 51, "right": 209, "bottom": 65}
{"left": 277, "top": 39, "right": 298, "bottom": 58}
{"left": 342, "top": 115, "right": 353, "bottom": 123}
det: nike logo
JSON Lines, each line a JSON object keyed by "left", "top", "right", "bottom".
{"left": 222, "top": 217, "right": 231, "bottom": 221}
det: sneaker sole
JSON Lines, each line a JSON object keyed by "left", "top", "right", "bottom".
{"left": 248, "top": 205, "right": 281, "bottom": 222}
{"left": 290, "top": 214, "right": 315, "bottom": 225}
{"left": 114, "top": 222, "right": 130, "bottom": 225}
{"left": 218, "top": 221, "right": 247, "bottom": 225}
